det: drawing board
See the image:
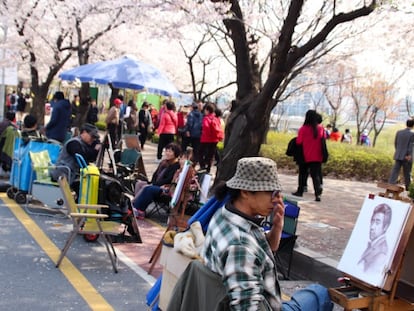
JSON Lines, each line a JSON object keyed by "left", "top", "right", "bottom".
{"left": 337, "top": 194, "right": 412, "bottom": 289}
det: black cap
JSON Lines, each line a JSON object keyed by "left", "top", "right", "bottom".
{"left": 81, "top": 123, "right": 99, "bottom": 139}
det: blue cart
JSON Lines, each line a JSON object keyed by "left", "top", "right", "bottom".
{"left": 7, "top": 137, "right": 61, "bottom": 203}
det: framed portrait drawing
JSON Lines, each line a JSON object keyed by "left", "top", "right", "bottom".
{"left": 337, "top": 195, "right": 412, "bottom": 289}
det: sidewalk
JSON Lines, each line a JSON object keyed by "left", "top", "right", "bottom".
{"left": 136, "top": 142, "right": 385, "bottom": 286}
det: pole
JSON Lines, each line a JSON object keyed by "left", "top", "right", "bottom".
{"left": 0, "top": 23, "right": 7, "bottom": 121}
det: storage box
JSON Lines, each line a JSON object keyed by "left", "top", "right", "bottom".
{"left": 158, "top": 245, "right": 193, "bottom": 310}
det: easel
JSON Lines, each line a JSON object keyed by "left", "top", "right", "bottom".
{"left": 96, "top": 132, "right": 147, "bottom": 179}
{"left": 147, "top": 164, "right": 195, "bottom": 275}
{"left": 377, "top": 182, "right": 409, "bottom": 202}
{"left": 329, "top": 184, "right": 414, "bottom": 310}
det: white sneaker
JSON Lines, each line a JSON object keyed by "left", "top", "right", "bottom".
{"left": 154, "top": 159, "right": 161, "bottom": 164}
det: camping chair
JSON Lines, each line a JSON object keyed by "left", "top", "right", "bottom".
{"left": 275, "top": 199, "right": 300, "bottom": 279}
{"left": 148, "top": 161, "right": 204, "bottom": 221}
{"left": 56, "top": 175, "right": 121, "bottom": 273}
{"left": 116, "top": 147, "right": 146, "bottom": 194}
{"left": 145, "top": 191, "right": 172, "bottom": 219}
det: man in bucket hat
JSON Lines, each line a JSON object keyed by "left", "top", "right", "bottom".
{"left": 201, "top": 157, "right": 333, "bottom": 310}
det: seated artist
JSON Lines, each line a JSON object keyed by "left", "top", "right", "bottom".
{"left": 50, "top": 123, "right": 101, "bottom": 186}
{"left": 201, "top": 157, "right": 333, "bottom": 311}
{"left": 133, "top": 142, "right": 181, "bottom": 219}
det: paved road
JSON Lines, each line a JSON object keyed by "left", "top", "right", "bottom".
{"left": 0, "top": 194, "right": 155, "bottom": 310}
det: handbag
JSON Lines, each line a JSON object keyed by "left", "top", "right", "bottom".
{"left": 321, "top": 136, "right": 329, "bottom": 163}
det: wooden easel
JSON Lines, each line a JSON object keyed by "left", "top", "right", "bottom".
{"left": 329, "top": 184, "right": 414, "bottom": 310}
{"left": 377, "top": 182, "right": 409, "bottom": 202}
{"left": 147, "top": 165, "right": 195, "bottom": 275}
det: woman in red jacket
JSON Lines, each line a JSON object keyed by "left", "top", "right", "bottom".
{"left": 156, "top": 101, "right": 178, "bottom": 161}
{"left": 199, "top": 103, "right": 223, "bottom": 173}
{"left": 295, "top": 109, "right": 324, "bottom": 201}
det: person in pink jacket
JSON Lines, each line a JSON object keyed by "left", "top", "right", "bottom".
{"left": 199, "top": 103, "right": 224, "bottom": 173}
{"left": 156, "top": 101, "right": 178, "bottom": 161}
{"left": 295, "top": 109, "right": 324, "bottom": 201}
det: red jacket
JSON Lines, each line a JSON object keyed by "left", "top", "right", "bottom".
{"left": 177, "top": 111, "right": 186, "bottom": 129}
{"left": 157, "top": 109, "right": 178, "bottom": 135}
{"left": 296, "top": 124, "right": 324, "bottom": 163}
{"left": 330, "top": 131, "right": 342, "bottom": 142}
{"left": 200, "top": 113, "right": 223, "bottom": 143}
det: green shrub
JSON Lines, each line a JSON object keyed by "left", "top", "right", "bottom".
{"left": 151, "top": 133, "right": 159, "bottom": 144}
{"left": 260, "top": 131, "right": 394, "bottom": 182}
{"left": 95, "top": 121, "right": 106, "bottom": 131}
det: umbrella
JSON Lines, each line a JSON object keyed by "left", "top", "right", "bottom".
{"left": 59, "top": 55, "right": 180, "bottom": 97}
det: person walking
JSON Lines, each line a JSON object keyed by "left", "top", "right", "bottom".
{"left": 184, "top": 102, "right": 203, "bottom": 165}
{"left": 15, "top": 92, "right": 27, "bottom": 127}
{"left": 199, "top": 103, "right": 223, "bottom": 173}
{"left": 201, "top": 157, "right": 333, "bottom": 310}
{"left": 44, "top": 91, "right": 71, "bottom": 143}
{"left": 388, "top": 118, "right": 414, "bottom": 190}
{"left": 86, "top": 99, "right": 99, "bottom": 125}
{"left": 156, "top": 101, "right": 177, "bottom": 161}
{"left": 293, "top": 109, "right": 324, "bottom": 201}
{"left": 137, "top": 101, "right": 152, "bottom": 149}
{"left": 105, "top": 98, "right": 121, "bottom": 149}
{"left": 124, "top": 99, "right": 139, "bottom": 135}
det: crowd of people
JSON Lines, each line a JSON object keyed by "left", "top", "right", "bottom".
{"left": 153, "top": 99, "right": 224, "bottom": 173}
{"left": 0, "top": 89, "right": 227, "bottom": 198}
{"left": 324, "top": 124, "right": 371, "bottom": 146}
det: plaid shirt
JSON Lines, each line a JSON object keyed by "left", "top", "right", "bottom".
{"left": 201, "top": 205, "right": 281, "bottom": 311}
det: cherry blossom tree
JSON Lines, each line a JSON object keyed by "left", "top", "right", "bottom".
{"left": 0, "top": 0, "right": 172, "bottom": 124}
{"left": 201, "top": 0, "right": 381, "bottom": 181}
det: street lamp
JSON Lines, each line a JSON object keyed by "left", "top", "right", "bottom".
{"left": 0, "top": 20, "right": 8, "bottom": 121}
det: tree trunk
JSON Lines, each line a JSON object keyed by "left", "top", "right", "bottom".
{"left": 31, "top": 85, "right": 49, "bottom": 126}
{"left": 216, "top": 93, "right": 271, "bottom": 182}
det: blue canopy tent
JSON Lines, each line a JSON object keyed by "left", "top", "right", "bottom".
{"left": 59, "top": 55, "right": 180, "bottom": 97}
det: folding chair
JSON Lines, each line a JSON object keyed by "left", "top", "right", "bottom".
{"left": 56, "top": 175, "right": 121, "bottom": 273}
{"left": 146, "top": 192, "right": 171, "bottom": 219}
{"left": 275, "top": 199, "right": 300, "bottom": 279}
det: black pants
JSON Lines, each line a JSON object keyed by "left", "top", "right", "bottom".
{"left": 189, "top": 137, "right": 201, "bottom": 164}
{"left": 157, "top": 133, "right": 175, "bottom": 159}
{"left": 199, "top": 142, "right": 217, "bottom": 173}
{"left": 139, "top": 127, "right": 148, "bottom": 149}
{"left": 297, "top": 162, "right": 323, "bottom": 196}
{"left": 107, "top": 123, "right": 118, "bottom": 150}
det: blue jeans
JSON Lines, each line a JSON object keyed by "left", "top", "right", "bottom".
{"left": 282, "top": 284, "right": 333, "bottom": 311}
{"left": 133, "top": 185, "right": 162, "bottom": 212}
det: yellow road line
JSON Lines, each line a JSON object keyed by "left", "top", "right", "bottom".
{"left": 0, "top": 194, "right": 114, "bottom": 311}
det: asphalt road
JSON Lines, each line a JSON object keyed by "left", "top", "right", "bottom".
{"left": 0, "top": 194, "right": 154, "bottom": 311}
